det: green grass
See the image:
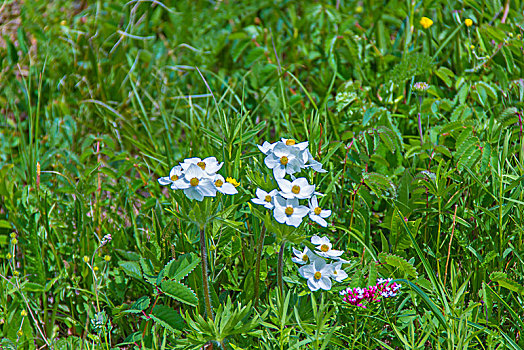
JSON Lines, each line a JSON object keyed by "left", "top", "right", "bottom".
{"left": 1, "top": 0, "right": 524, "bottom": 349}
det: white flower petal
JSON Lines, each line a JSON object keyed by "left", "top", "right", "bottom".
{"left": 307, "top": 278, "right": 320, "bottom": 291}
{"left": 158, "top": 176, "right": 172, "bottom": 186}
{"left": 318, "top": 276, "right": 332, "bottom": 290}
{"left": 310, "top": 214, "right": 328, "bottom": 227}
{"left": 184, "top": 187, "right": 204, "bottom": 201}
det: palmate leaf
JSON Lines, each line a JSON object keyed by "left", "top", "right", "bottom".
{"left": 161, "top": 280, "right": 199, "bottom": 306}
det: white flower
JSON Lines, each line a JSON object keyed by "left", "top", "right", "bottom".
{"left": 277, "top": 177, "right": 315, "bottom": 200}
{"left": 311, "top": 235, "right": 343, "bottom": 259}
{"left": 281, "top": 138, "right": 309, "bottom": 151}
{"left": 180, "top": 157, "right": 223, "bottom": 177}
{"left": 329, "top": 262, "right": 348, "bottom": 282}
{"left": 292, "top": 247, "right": 321, "bottom": 265}
{"left": 257, "top": 141, "right": 277, "bottom": 155}
{"left": 273, "top": 196, "right": 309, "bottom": 227}
{"left": 307, "top": 195, "right": 332, "bottom": 227}
{"left": 298, "top": 259, "right": 333, "bottom": 291}
{"left": 251, "top": 188, "right": 279, "bottom": 209}
{"left": 158, "top": 165, "right": 184, "bottom": 189}
{"left": 173, "top": 164, "right": 217, "bottom": 201}
{"left": 264, "top": 143, "right": 304, "bottom": 178}
{"left": 213, "top": 174, "right": 238, "bottom": 195}
{"left": 303, "top": 150, "right": 327, "bottom": 173}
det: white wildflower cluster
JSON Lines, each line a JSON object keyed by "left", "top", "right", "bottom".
{"left": 294, "top": 235, "right": 348, "bottom": 291}
{"left": 252, "top": 138, "right": 331, "bottom": 227}
{"left": 158, "top": 157, "right": 238, "bottom": 201}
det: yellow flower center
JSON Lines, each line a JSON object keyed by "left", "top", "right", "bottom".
{"left": 291, "top": 185, "right": 300, "bottom": 194}
{"left": 264, "top": 195, "right": 272, "bottom": 202}
{"left": 314, "top": 271, "right": 322, "bottom": 279}
{"left": 190, "top": 178, "right": 199, "bottom": 186}
{"left": 285, "top": 207, "right": 294, "bottom": 215}
{"left": 314, "top": 207, "right": 322, "bottom": 215}
{"left": 197, "top": 161, "right": 206, "bottom": 170}
{"left": 285, "top": 139, "right": 296, "bottom": 146}
{"left": 302, "top": 255, "right": 309, "bottom": 262}
{"left": 215, "top": 179, "right": 223, "bottom": 187}
{"left": 170, "top": 175, "right": 179, "bottom": 181}
{"left": 320, "top": 244, "right": 329, "bottom": 252}
{"left": 333, "top": 270, "right": 338, "bottom": 275}
{"left": 280, "top": 156, "right": 289, "bottom": 165}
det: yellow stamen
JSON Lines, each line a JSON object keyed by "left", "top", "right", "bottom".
{"left": 197, "top": 161, "right": 206, "bottom": 170}
{"left": 215, "top": 179, "right": 223, "bottom": 187}
{"left": 170, "top": 175, "right": 179, "bottom": 181}
{"left": 291, "top": 185, "right": 300, "bottom": 194}
{"left": 302, "top": 255, "right": 309, "bottom": 262}
{"left": 314, "top": 271, "right": 322, "bottom": 279}
{"left": 285, "top": 207, "right": 294, "bottom": 215}
{"left": 314, "top": 207, "right": 322, "bottom": 215}
{"left": 280, "top": 156, "right": 289, "bottom": 165}
{"left": 321, "top": 244, "right": 329, "bottom": 252}
{"left": 264, "top": 195, "right": 272, "bottom": 202}
{"left": 285, "top": 139, "right": 296, "bottom": 146}
{"left": 190, "top": 178, "right": 199, "bottom": 186}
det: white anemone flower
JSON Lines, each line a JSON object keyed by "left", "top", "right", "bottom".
{"left": 213, "top": 174, "right": 238, "bottom": 195}
{"left": 273, "top": 196, "right": 309, "bottom": 227}
{"left": 251, "top": 188, "right": 279, "bottom": 209}
{"left": 298, "top": 259, "right": 333, "bottom": 291}
{"left": 173, "top": 164, "right": 217, "bottom": 201}
{"left": 311, "top": 235, "right": 343, "bottom": 259}
{"left": 180, "top": 157, "right": 223, "bottom": 177}
{"left": 329, "top": 262, "right": 348, "bottom": 282}
{"left": 264, "top": 143, "right": 304, "bottom": 178}
{"left": 292, "top": 247, "right": 321, "bottom": 265}
{"left": 277, "top": 177, "right": 315, "bottom": 200}
{"left": 308, "top": 196, "right": 332, "bottom": 227}
{"left": 158, "top": 165, "right": 184, "bottom": 189}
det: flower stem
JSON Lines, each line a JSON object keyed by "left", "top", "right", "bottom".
{"left": 199, "top": 225, "right": 214, "bottom": 320}
{"left": 418, "top": 112, "right": 424, "bottom": 146}
{"left": 277, "top": 241, "right": 286, "bottom": 298}
{"left": 254, "top": 225, "right": 266, "bottom": 307}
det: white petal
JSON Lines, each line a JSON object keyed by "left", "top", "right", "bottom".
{"left": 293, "top": 206, "right": 309, "bottom": 217}
{"left": 310, "top": 215, "right": 327, "bottom": 227}
{"left": 320, "top": 209, "right": 332, "bottom": 218}
{"left": 255, "top": 188, "right": 267, "bottom": 199}
{"left": 252, "top": 198, "right": 267, "bottom": 206}
{"left": 184, "top": 187, "right": 203, "bottom": 201}
{"left": 318, "top": 277, "right": 332, "bottom": 290}
{"left": 219, "top": 183, "right": 238, "bottom": 195}
{"left": 311, "top": 235, "right": 323, "bottom": 245}
{"left": 158, "top": 177, "right": 172, "bottom": 186}
{"left": 277, "top": 178, "right": 292, "bottom": 193}
{"left": 287, "top": 215, "right": 304, "bottom": 227}
{"left": 274, "top": 195, "right": 287, "bottom": 208}
{"left": 273, "top": 208, "right": 286, "bottom": 224}
{"left": 174, "top": 178, "right": 190, "bottom": 189}
{"left": 263, "top": 202, "right": 275, "bottom": 209}
{"left": 307, "top": 278, "right": 320, "bottom": 291}
{"left": 199, "top": 180, "right": 217, "bottom": 197}
{"left": 273, "top": 166, "right": 286, "bottom": 179}
{"left": 264, "top": 154, "right": 280, "bottom": 169}
{"left": 310, "top": 195, "right": 319, "bottom": 208}
{"left": 298, "top": 185, "right": 315, "bottom": 199}
{"left": 299, "top": 264, "right": 315, "bottom": 279}
{"left": 335, "top": 269, "right": 348, "bottom": 282}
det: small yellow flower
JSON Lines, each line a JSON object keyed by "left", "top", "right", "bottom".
{"left": 17, "top": 330, "right": 23, "bottom": 337}
{"left": 465, "top": 19, "right": 473, "bottom": 27}
{"left": 6, "top": 253, "right": 12, "bottom": 259}
{"left": 420, "top": 17, "right": 434, "bottom": 29}
{"left": 13, "top": 271, "right": 20, "bottom": 277}
{"left": 83, "top": 256, "right": 89, "bottom": 263}
{"left": 226, "top": 177, "right": 240, "bottom": 187}
{"left": 104, "top": 255, "right": 111, "bottom": 262}
{"left": 21, "top": 310, "right": 28, "bottom": 317}
{"left": 60, "top": 20, "right": 67, "bottom": 26}
{"left": 470, "top": 45, "right": 475, "bottom": 50}
{"left": 93, "top": 266, "right": 99, "bottom": 272}
{"left": 10, "top": 232, "right": 17, "bottom": 238}
{"left": 11, "top": 238, "right": 18, "bottom": 245}
{"left": 356, "top": 6, "right": 363, "bottom": 13}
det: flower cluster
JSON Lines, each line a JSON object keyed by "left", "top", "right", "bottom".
{"left": 413, "top": 81, "right": 429, "bottom": 92}
{"left": 294, "top": 235, "right": 348, "bottom": 291}
{"left": 252, "top": 139, "right": 331, "bottom": 227}
{"left": 158, "top": 157, "right": 238, "bottom": 201}
{"left": 340, "top": 278, "right": 401, "bottom": 308}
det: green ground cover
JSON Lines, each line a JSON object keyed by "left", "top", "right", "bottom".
{"left": 1, "top": 0, "right": 524, "bottom": 348}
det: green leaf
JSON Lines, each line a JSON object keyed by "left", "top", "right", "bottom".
{"left": 161, "top": 280, "right": 198, "bottom": 306}
{"left": 490, "top": 272, "right": 524, "bottom": 295}
{"left": 164, "top": 254, "right": 201, "bottom": 282}
{"left": 118, "top": 261, "right": 143, "bottom": 280}
{"left": 125, "top": 296, "right": 151, "bottom": 314}
{"left": 150, "top": 305, "right": 185, "bottom": 331}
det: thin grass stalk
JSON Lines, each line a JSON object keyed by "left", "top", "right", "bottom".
{"left": 254, "top": 225, "right": 266, "bottom": 307}
{"left": 277, "top": 240, "right": 286, "bottom": 298}
{"left": 200, "top": 225, "right": 214, "bottom": 320}
{"left": 444, "top": 204, "right": 458, "bottom": 286}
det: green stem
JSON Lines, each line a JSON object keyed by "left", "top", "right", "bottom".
{"left": 200, "top": 225, "right": 214, "bottom": 320}
{"left": 277, "top": 241, "right": 286, "bottom": 298}
{"left": 254, "top": 225, "right": 266, "bottom": 307}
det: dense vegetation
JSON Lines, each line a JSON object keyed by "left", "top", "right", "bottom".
{"left": 1, "top": 0, "right": 524, "bottom": 348}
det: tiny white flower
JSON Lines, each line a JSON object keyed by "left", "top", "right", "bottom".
{"left": 298, "top": 259, "right": 333, "bottom": 291}
{"left": 264, "top": 143, "right": 304, "bottom": 178}
{"left": 292, "top": 247, "right": 321, "bottom": 265}
{"left": 329, "top": 262, "right": 348, "bottom": 282}
{"left": 273, "top": 196, "right": 309, "bottom": 227}
{"left": 180, "top": 157, "right": 223, "bottom": 177}
{"left": 251, "top": 188, "right": 279, "bottom": 209}
{"left": 173, "top": 164, "right": 217, "bottom": 201}
{"left": 213, "top": 174, "right": 238, "bottom": 195}
{"left": 308, "top": 195, "right": 332, "bottom": 227}
{"left": 277, "top": 177, "right": 315, "bottom": 200}
{"left": 311, "top": 235, "right": 343, "bottom": 259}
{"left": 158, "top": 165, "right": 184, "bottom": 189}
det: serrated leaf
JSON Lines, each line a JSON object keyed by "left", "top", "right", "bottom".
{"left": 384, "top": 254, "right": 418, "bottom": 278}
{"left": 125, "top": 296, "right": 151, "bottom": 314}
{"left": 165, "top": 254, "right": 201, "bottom": 282}
{"left": 150, "top": 305, "right": 185, "bottom": 331}
{"left": 161, "top": 280, "right": 198, "bottom": 306}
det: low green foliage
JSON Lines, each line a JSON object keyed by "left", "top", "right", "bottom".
{"left": 1, "top": 0, "right": 523, "bottom": 349}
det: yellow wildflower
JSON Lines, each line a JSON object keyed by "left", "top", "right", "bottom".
{"left": 93, "top": 266, "right": 99, "bottom": 272}
{"left": 83, "top": 256, "right": 89, "bottom": 263}
{"left": 104, "top": 255, "right": 111, "bottom": 262}
{"left": 21, "top": 310, "right": 28, "bottom": 317}
{"left": 465, "top": 19, "right": 473, "bottom": 27}
{"left": 6, "top": 253, "right": 12, "bottom": 259}
{"left": 420, "top": 17, "right": 433, "bottom": 29}
{"left": 226, "top": 177, "right": 240, "bottom": 187}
